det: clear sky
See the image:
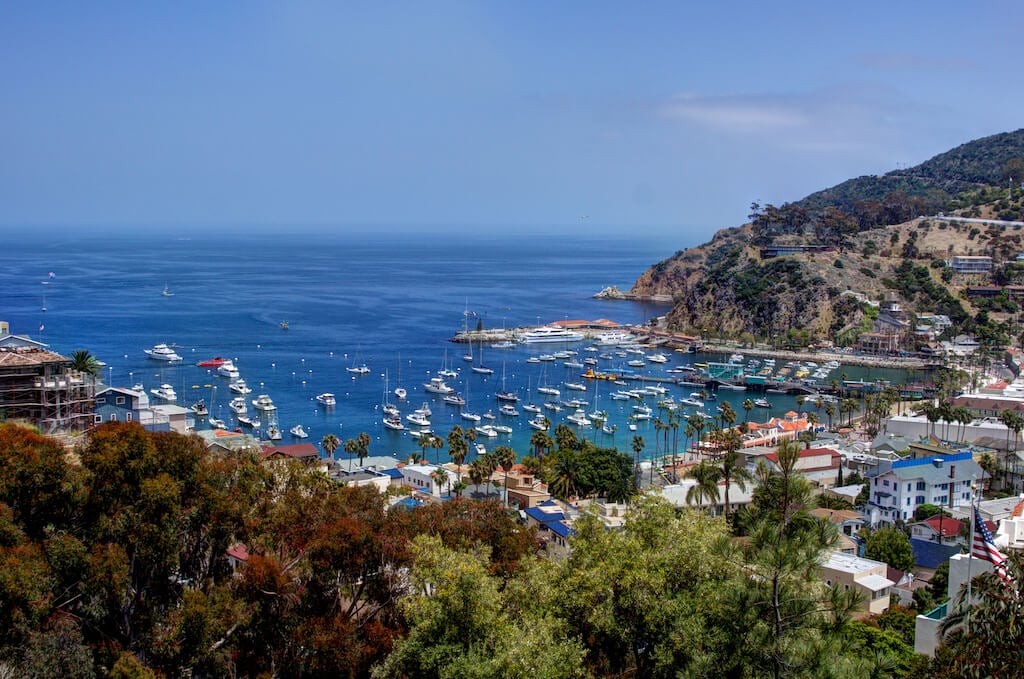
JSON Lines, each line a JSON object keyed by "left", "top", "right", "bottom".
{"left": 1, "top": 1, "right": 1022, "bottom": 242}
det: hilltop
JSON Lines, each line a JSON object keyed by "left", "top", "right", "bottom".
{"left": 631, "top": 129, "right": 1024, "bottom": 346}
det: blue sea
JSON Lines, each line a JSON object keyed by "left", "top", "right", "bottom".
{"left": 2, "top": 230, "right": 912, "bottom": 463}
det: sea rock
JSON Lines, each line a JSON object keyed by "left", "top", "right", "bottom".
{"left": 593, "top": 286, "right": 625, "bottom": 299}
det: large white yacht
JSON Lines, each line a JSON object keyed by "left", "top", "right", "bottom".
{"left": 519, "top": 324, "right": 585, "bottom": 344}
{"left": 594, "top": 331, "right": 636, "bottom": 346}
{"left": 423, "top": 377, "right": 454, "bottom": 395}
{"left": 150, "top": 384, "right": 177, "bottom": 401}
{"left": 145, "top": 343, "right": 183, "bottom": 362}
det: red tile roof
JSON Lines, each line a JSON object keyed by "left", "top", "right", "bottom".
{"left": 922, "top": 515, "right": 965, "bottom": 538}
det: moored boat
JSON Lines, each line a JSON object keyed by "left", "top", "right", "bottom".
{"left": 290, "top": 424, "right": 309, "bottom": 438}
{"left": 151, "top": 384, "right": 177, "bottom": 402}
{"left": 316, "top": 392, "right": 336, "bottom": 407}
{"left": 145, "top": 343, "right": 183, "bottom": 362}
{"left": 197, "top": 356, "right": 227, "bottom": 368}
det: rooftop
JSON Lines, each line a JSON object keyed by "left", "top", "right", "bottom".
{"left": 822, "top": 551, "right": 887, "bottom": 575}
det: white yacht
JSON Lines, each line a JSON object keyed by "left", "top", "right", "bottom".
{"left": 290, "top": 424, "right": 309, "bottom": 439}
{"left": 251, "top": 394, "right": 277, "bottom": 411}
{"left": 528, "top": 416, "right": 548, "bottom": 430}
{"left": 347, "top": 364, "right": 371, "bottom": 375}
{"left": 647, "top": 353, "right": 670, "bottom": 363}
{"left": 237, "top": 415, "right": 260, "bottom": 428}
{"left": 217, "top": 361, "right": 240, "bottom": 379}
{"left": 229, "top": 379, "right": 252, "bottom": 394}
{"left": 474, "top": 425, "right": 498, "bottom": 438}
{"left": 209, "top": 417, "right": 227, "bottom": 430}
{"left": 407, "top": 412, "right": 431, "bottom": 427}
{"left": 383, "top": 414, "right": 405, "bottom": 431}
{"left": 229, "top": 397, "right": 247, "bottom": 415}
{"left": 594, "top": 331, "right": 635, "bottom": 346}
{"left": 145, "top": 343, "right": 182, "bottom": 362}
{"left": 423, "top": 377, "right": 454, "bottom": 395}
{"left": 150, "top": 384, "right": 177, "bottom": 401}
{"left": 519, "top": 324, "right": 585, "bottom": 344}
{"left": 498, "top": 404, "right": 519, "bottom": 417}
{"left": 316, "top": 392, "right": 336, "bottom": 407}
{"left": 266, "top": 425, "right": 282, "bottom": 441}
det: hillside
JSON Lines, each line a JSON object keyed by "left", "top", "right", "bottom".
{"left": 632, "top": 129, "right": 1024, "bottom": 344}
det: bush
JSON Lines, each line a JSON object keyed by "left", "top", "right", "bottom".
{"left": 860, "top": 267, "right": 876, "bottom": 279}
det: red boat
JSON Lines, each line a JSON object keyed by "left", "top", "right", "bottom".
{"left": 197, "top": 356, "right": 227, "bottom": 368}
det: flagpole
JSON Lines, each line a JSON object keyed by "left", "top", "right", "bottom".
{"left": 966, "top": 481, "right": 978, "bottom": 635}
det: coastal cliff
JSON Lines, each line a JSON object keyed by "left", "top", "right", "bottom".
{"left": 632, "top": 129, "right": 1024, "bottom": 341}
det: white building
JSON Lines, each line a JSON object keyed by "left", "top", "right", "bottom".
{"left": 399, "top": 462, "right": 460, "bottom": 498}
{"left": 820, "top": 551, "right": 895, "bottom": 616}
{"left": 866, "top": 453, "right": 982, "bottom": 525}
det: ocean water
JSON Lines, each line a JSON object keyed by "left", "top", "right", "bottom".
{"left": 2, "top": 230, "right": 911, "bottom": 463}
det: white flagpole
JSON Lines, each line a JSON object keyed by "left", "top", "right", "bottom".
{"left": 966, "top": 481, "right": 978, "bottom": 635}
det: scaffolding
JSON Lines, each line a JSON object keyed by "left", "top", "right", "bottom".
{"left": 0, "top": 346, "right": 95, "bottom": 434}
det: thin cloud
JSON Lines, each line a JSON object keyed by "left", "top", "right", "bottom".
{"left": 855, "top": 51, "right": 975, "bottom": 72}
{"left": 658, "top": 94, "right": 807, "bottom": 133}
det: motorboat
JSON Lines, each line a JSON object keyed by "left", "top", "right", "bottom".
{"left": 495, "top": 389, "right": 519, "bottom": 402}
{"left": 151, "top": 384, "right": 177, "bottom": 401}
{"left": 627, "top": 359, "right": 646, "bottom": 368}
{"left": 290, "top": 424, "right": 309, "bottom": 438}
{"left": 209, "top": 417, "right": 227, "bottom": 430}
{"left": 538, "top": 354, "right": 556, "bottom": 362}
{"left": 647, "top": 353, "right": 670, "bottom": 363}
{"left": 316, "top": 392, "right": 336, "bottom": 407}
{"left": 594, "top": 331, "right": 635, "bottom": 345}
{"left": 383, "top": 404, "right": 400, "bottom": 419}
{"left": 492, "top": 424, "right": 513, "bottom": 434}
{"left": 522, "top": 403, "right": 541, "bottom": 414}
{"left": 217, "top": 361, "right": 240, "bottom": 379}
{"left": 543, "top": 401, "right": 562, "bottom": 412}
{"left": 407, "top": 412, "right": 431, "bottom": 427}
{"left": 526, "top": 357, "right": 541, "bottom": 364}
{"left": 564, "top": 398, "right": 588, "bottom": 408}
{"left": 251, "top": 394, "right": 277, "bottom": 411}
{"left": 197, "top": 356, "right": 227, "bottom": 368}
{"left": 383, "top": 415, "right": 404, "bottom": 430}
{"left": 145, "top": 343, "right": 182, "bottom": 362}
{"left": 519, "top": 324, "right": 585, "bottom": 344}
{"left": 499, "top": 404, "right": 519, "bottom": 417}
{"left": 424, "top": 377, "right": 454, "bottom": 395}
{"left": 443, "top": 393, "right": 466, "bottom": 406}
{"left": 755, "top": 398, "right": 771, "bottom": 408}
{"left": 347, "top": 364, "right": 371, "bottom": 375}
{"left": 190, "top": 400, "right": 208, "bottom": 417}
{"left": 228, "top": 397, "right": 247, "bottom": 415}
{"left": 394, "top": 386, "right": 407, "bottom": 401}
{"left": 461, "top": 410, "right": 482, "bottom": 422}
{"left": 266, "top": 425, "right": 282, "bottom": 441}
{"left": 680, "top": 398, "right": 704, "bottom": 408}
{"left": 414, "top": 403, "right": 432, "bottom": 417}
{"left": 482, "top": 411, "right": 496, "bottom": 420}
{"left": 474, "top": 425, "right": 498, "bottom": 438}
{"left": 237, "top": 415, "right": 259, "bottom": 428}
{"left": 475, "top": 443, "right": 487, "bottom": 456}
{"left": 230, "top": 379, "right": 252, "bottom": 394}
{"left": 491, "top": 340, "right": 516, "bottom": 349}
{"left": 528, "top": 416, "right": 548, "bottom": 430}
{"left": 567, "top": 409, "right": 591, "bottom": 427}
{"left": 602, "top": 424, "right": 615, "bottom": 435}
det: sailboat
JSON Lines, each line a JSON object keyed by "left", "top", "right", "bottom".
{"left": 438, "top": 348, "right": 458, "bottom": 378}
{"left": 162, "top": 283, "right": 174, "bottom": 297}
{"left": 394, "top": 354, "right": 407, "bottom": 401}
{"left": 382, "top": 371, "right": 404, "bottom": 430}
{"left": 522, "top": 377, "right": 541, "bottom": 414}
{"left": 471, "top": 340, "right": 494, "bottom": 375}
{"left": 41, "top": 291, "right": 46, "bottom": 312}
{"left": 460, "top": 374, "right": 481, "bottom": 422}
{"left": 495, "top": 362, "right": 518, "bottom": 402}
{"left": 346, "top": 347, "right": 370, "bottom": 375}
{"left": 462, "top": 301, "right": 474, "bottom": 362}
{"left": 536, "top": 363, "right": 560, "bottom": 397}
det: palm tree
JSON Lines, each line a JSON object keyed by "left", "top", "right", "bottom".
{"left": 321, "top": 433, "right": 340, "bottom": 462}
{"left": 429, "top": 434, "right": 444, "bottom": 464}
{"left": 840, "top": 398, "right": 858, "bottom": 427}
{"left": 467, "top": 458, "right": 489, "bottom": 494}
{"left": 431, "top": 467, "right": 450, "bottom": 497}
{"left": 716, "top": 428, "right": 753, "bottom": 520}
{"left": 447, "top": 426, "right": 469, "bottom": 468}
{"left": 70, "top": 349, "right": 102, "bottom": 376}
{"left": 631, "top": 435, "right": 645, "bottom": 489}
{"left": 685, "top": 461, "right": 721, "bottom": 509}
{"left": 520, "top": 455, "right": 543, "bottom": 478}
{"left": 417, "top": 432, "right": 433, "bottom": 462}
{"left": 451, "top": 479, "right": 468, "bottom": 498}
{"left": 356, "top": 431, "right": 371, "bottom": 468}
{"left": 743, "top": 398, "right": 755, "bottom": 423}
{"left": 719, "top": 401, "right": 736, "bottom": 429}
{"left": 806, "top": 411, "right": 820, "bottom": 432}
{"left": 824, "top": 402, "right": 837, "bottom": 430}
{"left": 495, "top": 445, "right": 517, "bottom": 506}
{"left": 343, "top": 437, "right": 359, "bottom": 470}
{"left": 653, "top": 418, "right": 665, "bottom": 461}
{"left": 549, "top": 454, "right": 581, "bottom": 501}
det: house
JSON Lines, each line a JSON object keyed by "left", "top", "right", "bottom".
{"left": 260, "top": 442, "right": 321, "bottom": 465}
{"left": 149, "top": 403, "right": 193, "bottom": 433}
{"left": 810, "top": 507, "right": 866, "bottom": 539}
{"left": 94, "top": 386, "right": 165, "bottom": 429}
{"left": 857, "top": 332, "right": 900, "bottom": 355}
{"left": 866, "top": 453, "right": 982, "bottom": 526}
{"left": 523, "top": 499, "right": 578, "bottom": 555}
{"left": 194, "top": 428, "right": 261, "bottom": 456}
{"left": 226, "top": 543, "right": 249, "bottom": 572}
{"left": 915, "top": 552, "right": 997, "bottom": 656}
{"left": 758, "top": 446, "right": 842, "bottom": 488}
{"left": 908, "top": 515, "right": 966, "bottom": 546}
{"left": 330, "top": 468, "right": 392, "bottom": 492}
{"left": 502, "top": 466, "right": 552, "bottom": 509}
{"left": 398, "top": 462, "right": 460, "bottom": 498}
{"left": 820, "top": 551, "right": 895, "bottom": 616}
{"left": 739, "top": 411, "right": 812, "bottom": 449}
{"left": 0, "top": 326, "right": 94, "bottom": 433}
{"left": 948, "top": 255, "right": 992, "bottom": 274}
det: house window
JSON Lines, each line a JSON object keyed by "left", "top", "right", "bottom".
{"left": 126, "top": 412, "right": 133, "bottom": 422}
{"left": 916, "top": 496, "right": 925, "bottom": 505}
{"left": 97, "top": 397, "right": 106, "bottom": 404}
{"left": 94, "top": 414, "right": 102, "bottom": 423}
{"left": 907, "top": 483, "right": 912, "bottom": 492}
{"left": 116, "top": 396, "right": 125, "bottom": 405}
{"left": 916, "top": 481, "right": 926, "bottom": 491}
{"left": 883, "top": 480, "right": 890, "bottom": 487}
{"left": 108, "top": 413, "right": 117, "bottom": 422}
{"left": 906, "top": 498, "right": 911, "bottom": 506}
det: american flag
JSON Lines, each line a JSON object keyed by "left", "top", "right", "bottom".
{"left": 973, "top": 507, "right": 1012, "bottom": 586}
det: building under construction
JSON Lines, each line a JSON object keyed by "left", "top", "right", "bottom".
{"left": 0, "top": 322, "right": 94, "bottom": 434}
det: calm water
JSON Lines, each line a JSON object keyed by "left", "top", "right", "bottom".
{"left": 2, "top": 230, "right": 912, "bottom": 463}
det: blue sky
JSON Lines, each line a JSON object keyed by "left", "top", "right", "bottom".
{"left": 1, "top": 1, "right": 1022, "bottom": 242}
